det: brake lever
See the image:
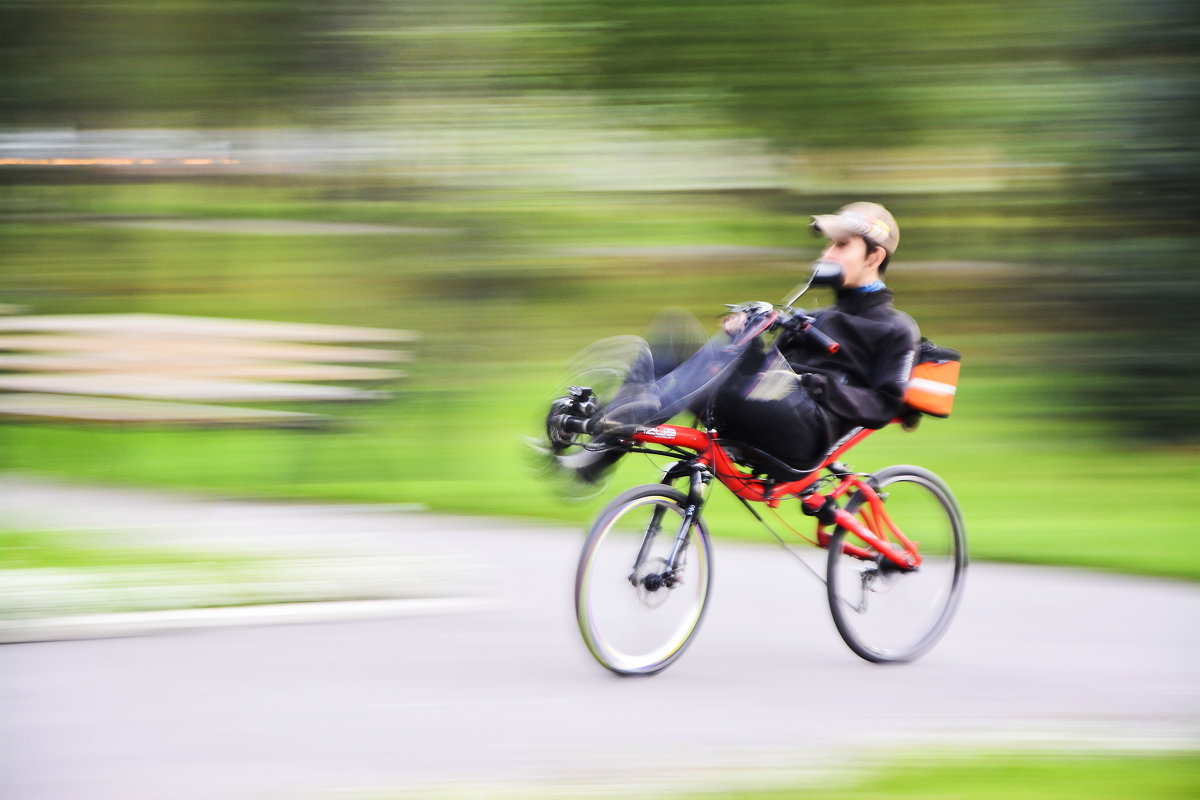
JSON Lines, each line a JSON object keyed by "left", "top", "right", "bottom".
{"left": 726, "top": 302, "right": 779, "bottom": 347}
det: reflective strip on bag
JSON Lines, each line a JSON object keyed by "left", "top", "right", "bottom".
{"left": 907, "top": 376, "right": 957, "bottom": 397}
{"left": 904, "top": 360, "right": 959, "bottom": 417}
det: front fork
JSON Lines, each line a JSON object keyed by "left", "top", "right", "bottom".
{"left": 627, "top": 461, "right": 710, "bottom": 589}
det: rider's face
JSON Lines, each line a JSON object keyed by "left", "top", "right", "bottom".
{"left": 822, "top": 235, "right": 882, "bottom": 288}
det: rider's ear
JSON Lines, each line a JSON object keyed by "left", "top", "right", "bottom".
{"left": 864, "top": 241, "right": 886, "bottom": 272}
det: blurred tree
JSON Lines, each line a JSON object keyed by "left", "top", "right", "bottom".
{"left": 0, "top": 0, "right": 376, "bottom": 127}
{"left": 568, "top": 0, "right": 1200, "bottom": 440}
{"left": 564, "top": 0, "right": 1121, "bottom": 149}
{"left": 1065, "top": 0, "right": 1200, "bottom": 441}
{"left": 1, "top": 0, "right": 1196, "bottom": 439}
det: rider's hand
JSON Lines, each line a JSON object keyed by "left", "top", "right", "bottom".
{"left": 722, "top": 311, "right": 747, "bottom": 335}
{"left": 800, "top": 372, "right": 829, "bottom": 398}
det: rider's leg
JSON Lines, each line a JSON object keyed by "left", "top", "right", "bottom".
{"left": 645, "top": 308, "right": 707, "bottom": 379}
{"left": 708, "top": 352, "right": 835, "bottom": 468}
{"left": 560, "top": 333, "right": 751, "bottom": 483}
{"left": 606, "top": 331, "right": 750, "bottom": 428}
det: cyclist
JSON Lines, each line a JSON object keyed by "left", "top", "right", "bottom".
{"left": 556, "top": 201, "right": 919, "bottom": 481}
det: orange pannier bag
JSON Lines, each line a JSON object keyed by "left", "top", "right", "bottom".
{"left": 903, "top": 340, "right": 960, "bottom": 418}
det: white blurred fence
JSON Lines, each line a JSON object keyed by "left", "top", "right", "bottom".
{"left": 0, "top": 313, "right": 416, "bottom": 428}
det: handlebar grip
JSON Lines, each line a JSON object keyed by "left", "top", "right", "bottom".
{"left": 807, "top": 326, "right": 840, "bottom": 354}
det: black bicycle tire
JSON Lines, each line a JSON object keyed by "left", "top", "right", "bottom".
{"left": 826, "top": 464, "right": 967, "bottom": 663}
{"left": 575, "top": 483, "right": 713, "bottom": 676}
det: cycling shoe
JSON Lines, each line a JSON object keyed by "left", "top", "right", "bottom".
{"left": 545, "top": 386, "right": 599, "bottom": 454}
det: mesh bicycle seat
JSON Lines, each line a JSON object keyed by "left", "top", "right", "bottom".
{"left": 717, "top": 438, "right": 819, "bottom": 482}
{"left": 717, "top": 428, "right": 864, "bottom": 482}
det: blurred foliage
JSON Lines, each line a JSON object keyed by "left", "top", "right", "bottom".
{"left": 0, "top": 0, "right": 1197, "bottom": 444}
{"left": 0, "top": 0, "right": 407, "bottom": 127}
{"left": 568, "top": 0, "right": 1200, "bottom": 440}
{"left": 1, "top": 181, "right": 1199, "bottom": 579}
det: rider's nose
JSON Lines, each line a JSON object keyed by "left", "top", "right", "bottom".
{"left": 822, "top": 244, "right": 839, "bottom": 261}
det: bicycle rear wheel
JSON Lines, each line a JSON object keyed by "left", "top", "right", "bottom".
{"left": 575, "top": 484, "right": 712, "bottom": 675}
{"left": 826, "top": 465, "right": 967, "bottom": 663}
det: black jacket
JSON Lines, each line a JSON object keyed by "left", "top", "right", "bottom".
{"left": 781, "top": 288, "right": 918, "bottom": 434}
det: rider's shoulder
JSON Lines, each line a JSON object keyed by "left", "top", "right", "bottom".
{"left": 890, "top": 307, "right": 920, "bottom": 344}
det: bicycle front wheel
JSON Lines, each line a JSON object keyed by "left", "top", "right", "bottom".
{"left": 827, "top": 465, "right": 967, "bottom": 663}
{"left": 575, "top": 484, "right": 712, "bottom": 675}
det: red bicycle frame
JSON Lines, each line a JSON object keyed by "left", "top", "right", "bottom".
{"left": 629, "top": 421, "right": 921, "bottom": 570}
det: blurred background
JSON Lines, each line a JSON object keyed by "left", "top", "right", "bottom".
{"left": 2, "top": 2, "right": 1199, "bottom": 798}
{"left": 1, "top": 1, "right": 1198, "bottom": 576}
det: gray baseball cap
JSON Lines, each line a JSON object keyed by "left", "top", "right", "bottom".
{"left": 811, "top": 202, "right": 899, "bottom": 256}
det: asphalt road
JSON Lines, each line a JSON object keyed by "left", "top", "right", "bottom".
{"left": 1, "top": 480, "right": 1197, "bottom": 799}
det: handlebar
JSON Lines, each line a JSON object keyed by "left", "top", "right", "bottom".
{"left": 724, "top": 258, "right": 845, "bottom": 355}
{"left": 778, "top": 308, "right": 840, "bottom": 354}
{"left": 725, "top": 302, "right": 841, "bottom": 355}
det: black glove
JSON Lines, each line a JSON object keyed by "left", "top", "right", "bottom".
{"left": 800, "top": 372, "right": 828, "bottom": 399}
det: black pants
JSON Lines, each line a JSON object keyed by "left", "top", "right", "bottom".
{"left": 708, "top": 347, "right": 832, "bottom": 468}
{"left": 611, "top": 336, "right": 832, "bottom": 469}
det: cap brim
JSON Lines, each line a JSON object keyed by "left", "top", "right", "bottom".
{"left": 811, "top": 214, "right": 856, "bottom": 241}
{"left": 812, "top": 213, "right": 895, "bottom": 254}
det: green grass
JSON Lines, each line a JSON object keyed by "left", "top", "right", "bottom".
{"left": 0, "top": 526, "right": 454, "bottom": 619}
{"left": 372, "top": 750, "right": 1200, "bottom": 799}
{"left": 4, "top": 367, "right": 1197, "bottom": 581}
{"left": 676, "top": 750, "right": 1200, "bottom": 800}
{"left": 0, "top": 528, "right": 305, "bottom": 619}
{"left": 0, "top": 528, "right": 248, "bottom": 570}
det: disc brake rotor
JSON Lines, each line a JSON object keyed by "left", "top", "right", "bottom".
{"left": 634, "top": 557, "right": 677, "bottom": 608}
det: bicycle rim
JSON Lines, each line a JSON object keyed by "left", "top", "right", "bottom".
{"left": 826, "top": 465, "right": 967, "bottom": 663}
{"left": 575, "top": 485, "right": 712, "bottom": 675}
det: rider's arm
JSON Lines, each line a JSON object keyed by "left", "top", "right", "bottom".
{"left": 801, "top": 325, "right": 918, "bottom": 429}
